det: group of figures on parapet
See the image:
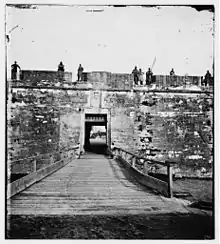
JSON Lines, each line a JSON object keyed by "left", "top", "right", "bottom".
{"left": 132, "top": 66, "right": 155, "bottom": 85}
{"left": 11, "top": 61, "right": 212, "bottom": 87}
{"left": 131, "top": 65, "right": 212, "bottom": 86}
{"left": 132, "top": 66, "right": 177, "bottom": 86}
{"left": 11, "top": 61, "right": 84, "bottom": 82}
{"left": 58, "top": 62, "right": 84, "bottom": 82}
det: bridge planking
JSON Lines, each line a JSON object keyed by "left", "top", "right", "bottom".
{"left": 8, "top": 152, "right": 206, "bottom": 216}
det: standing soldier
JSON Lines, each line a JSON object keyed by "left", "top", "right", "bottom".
{"left": 170, "top": 68, "right": 175, "bottom": 76}
{"left": 58, "top": 62, "right": 65, "bottom": 81}
{"left": 11, "top": 61, "right": 21, "bottom": 80}
{"left": 139, "top": 68, "right": 144, "bottom": 85}
{"left": 170, "top": 68, "right": 176, "bottom": 87}
{"left": 132, "top": 66, "right": 139, "bottom": 85}
{"left": 77, "top": 64, "right": 84, "bottom": 81}
{"left": 204, "top": 70, "right": 212, "bottom": 86}
{"left": 146, "top": 67, "right": 153, "bottom": 85}
{"left": 58, "top": 62, "right": 65, "bottom": 72}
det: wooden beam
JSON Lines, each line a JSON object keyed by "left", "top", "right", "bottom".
{"left": 167, "top": 164, "right": 173, "bottom": 198}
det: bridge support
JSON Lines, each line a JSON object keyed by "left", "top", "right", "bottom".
{"left": 166, "top": 160, "right": 176, "bottom": 198}
{"left": 167, "top": 164, "right": 173, "bottom": 198}
{"left": 107, "top": 109, "right": 111, "bottom": 153}
{"left": 33, "top": 159, "right": 37, "bottom": 172}
{"left": 132, "top": 156, "right": 136, "bottom": 168}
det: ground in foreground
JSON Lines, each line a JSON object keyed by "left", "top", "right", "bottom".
{"left": 7, "top": 213, "right": 214, "bottom": 239}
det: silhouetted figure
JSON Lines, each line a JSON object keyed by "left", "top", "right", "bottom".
{"left": 11, "top": 61, "right": 20, "bottom": 80}
{"left": 170, "top": 68, "right": 175, "bottom": 76}
{"left": 77, "top": 64, "right": 84, "bottom": 81}
{"left": 139, "top": 68, "right": 144, "bottom": 85}
{"left": 58, "top": 62, "right": 65, "bottom": 81}
{"left": 146, "top": 68, "right": 153, "bottom": 85}
{"left": 58, "top": 62, "right": 65, "bottom": 72}
{"left": 204, "top": 70, "right": 212, "bottom": 86}
{"left": 132, "top": 66, "right": 139, "bottom": 85}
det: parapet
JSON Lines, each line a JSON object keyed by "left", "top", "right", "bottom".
{"left": 9, "top": 69, "right": 212, "bottom": 91}
{"left": 19, "top": 70, "right": 72, "bottom": 85}
{"left": 82, "top": 71, "right": 133, "bottom": 90}
{"left": 10, "top": 70, "right": 134, "bottom": 90}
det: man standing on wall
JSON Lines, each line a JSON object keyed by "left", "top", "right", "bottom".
{"left": 204, "top": 70, "right": 212, "bottom": 86}
{"left": 58, "top": 62, "right": 65, "bottom": 81}
{"left": 132, "top": 66, "right": 139, "bottom": 85}
{"left": 170, "top": 68, "right": 175, "bottom": 76}
{"left": 170, "top": 68, "right": 176, "bottom": 87}
{"left": 146, "top": 68, "right": 153, "bottom": 85}
{"left": 77, "top": 64, "right": 84, "bottom": 81}
{"left": 11, "top": 61, "right": 21, "bottom": 80}
{"left": 58, "top": 62, "right": 65, "bottom": 72}
{"left": 138, "top": 68, "right": 144, "bottom": 85}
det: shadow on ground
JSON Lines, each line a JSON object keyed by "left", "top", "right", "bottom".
{"left": 6, "top": 213, "right": 214, "bottom": 239}
{"left": 84, "top": 139, "right": 108, "bottom": 155}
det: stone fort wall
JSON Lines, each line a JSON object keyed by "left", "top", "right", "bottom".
{"left": 7, "top": 70, "right": 213, "bottom": 179}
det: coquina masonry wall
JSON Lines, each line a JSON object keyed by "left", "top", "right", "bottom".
{"left": 8, "top": 70, "right": 213, "bottom": 180}
{"left": 102, "top": 91, "right": 213, "bottom": 177}
{"left": 8, "top": 88, "right": 90, "bottom": 181}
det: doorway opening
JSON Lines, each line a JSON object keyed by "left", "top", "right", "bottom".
{"left": 84, "top": 114, "right": 107, "bottom": 154}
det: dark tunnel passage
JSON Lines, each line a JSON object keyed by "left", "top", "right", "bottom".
{"left": 84, "top": 114, "right": 107, "bottom": 155}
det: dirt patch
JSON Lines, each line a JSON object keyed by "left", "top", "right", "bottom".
{"left": 6, "top": 213, "right": 214, "bottom": 239}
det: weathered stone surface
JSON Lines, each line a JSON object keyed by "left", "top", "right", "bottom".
{"left": 21, "top": 70, "right": 72, "bottom": 85}
{"left": 8, "top": 88, "right": 89, "bottom": 176}
{"left": 101, "top": 91, "right": 213, "bottom": 177}
{"left": 7, "top": 71, "right": 213, "bottom": 179}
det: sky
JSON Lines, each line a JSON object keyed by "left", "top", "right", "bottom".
{"left": 6, "top": 5, "right": 214, "bottom": 77}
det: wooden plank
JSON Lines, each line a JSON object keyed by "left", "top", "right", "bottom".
{"left": 14, "top": 192, "right": 155, "bottom": 197}
{"left": 7, "top": 202, "right": 164, "bottom": 209}
{"left": 7, "top": 207, "right": 190, "bottom": 216}
{"left": 8, "top": 198, "right": 158, "bottom": 204}
{"left": 9, "top": 194, "right": 164, "bottom": 202}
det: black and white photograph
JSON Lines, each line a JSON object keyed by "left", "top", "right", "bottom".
{"left": 5, "top": 1, "right": 218, "bottom": 240}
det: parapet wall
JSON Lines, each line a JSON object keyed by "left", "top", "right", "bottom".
{"left": 82, "top": 72, "right": 133, "bottom": 90}
{"left": 19, "top": 70, "right": 72, "bottom": 85}
{"left": 11, "top": 70, "right": 211, "bottom": 90}
{"left": 154, "top": 75, "right": 202, "bottom": 87}
{"left": 12, "top": 70, "right": 134, "bottom": 90}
